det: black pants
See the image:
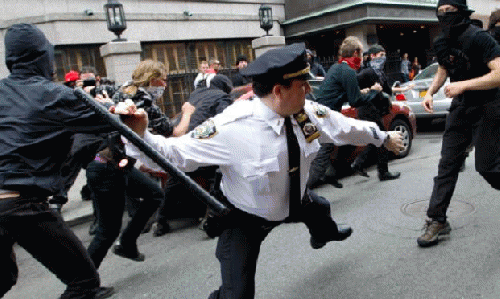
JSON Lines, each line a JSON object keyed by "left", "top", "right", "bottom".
{"left": 307, "top": 144, "right": 353, "bottom": 187}
{"left": 86, "top": 161, "right": 163, "bottom": 268}
{"left": 208, "top": 190, "right": 339, "bottom": 299}
{"left": 355, "top": 104, "right": 390, "bottom": 175}
{"left": 427, "top": 98, "right": 500, "bottom": 222}
{"left": 0, "top": 197, "right": 102, "bottom": 298}
{"left": 156, "top": 167, "right": 216, "bottom": 224}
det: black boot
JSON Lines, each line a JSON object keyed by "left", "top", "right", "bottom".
{"left": 379, "top": 171, "right": 401, "bottom": 181}
{"left": 351, "top": 163, "right": 369, "bottom": 177}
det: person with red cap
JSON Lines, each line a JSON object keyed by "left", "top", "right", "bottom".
{"left": 64, "top": 70, "right": 80, "bottom": 88}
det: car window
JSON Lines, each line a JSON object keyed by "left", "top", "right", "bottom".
{"left": 414, "top": 63, "right": 438, "bottom": 81}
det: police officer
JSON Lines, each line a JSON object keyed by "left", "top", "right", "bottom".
{"left": 417, "top": 0, "right": 500, "bottom": 247}
{"left": 122, "top": 43, "right": 404, "bottom": 298}
{"left": 0, "top": 24, "right": 114, "bottom": 298}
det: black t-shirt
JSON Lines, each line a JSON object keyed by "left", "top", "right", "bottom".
{"left": 434, "top": 25, "right": 500, "bottom": 104}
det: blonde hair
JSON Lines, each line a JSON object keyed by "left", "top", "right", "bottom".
{"left": 339, "top": 36, "right": 362, "bottom": 58}
{"left": 131, "top": 60, "right": 168, "bottom": 87}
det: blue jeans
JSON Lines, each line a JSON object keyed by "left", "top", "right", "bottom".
{"left": 86, "top": 161, "right": 163, "bottom": 268}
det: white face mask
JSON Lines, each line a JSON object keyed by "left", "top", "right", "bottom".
{"left": 146, "top": 86, "right": 165, "bottom": 100}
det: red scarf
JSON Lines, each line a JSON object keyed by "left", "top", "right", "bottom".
{"left": 338, "top": 57, "right": 361, "bottom": 70}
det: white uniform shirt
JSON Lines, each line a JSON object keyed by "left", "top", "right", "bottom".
{"left": 129, "top": 98, "right": 387, "bottom": 221}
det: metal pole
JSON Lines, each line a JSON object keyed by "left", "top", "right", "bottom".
{"left": 74, "top": 88, "right": 231, "bottom": 216}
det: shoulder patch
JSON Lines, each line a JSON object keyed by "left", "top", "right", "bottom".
{"left": 191, "top": 119, "right": 217, "bottom": 139}
{"left": 313, "top": 103, "right": 329, "bottom": 118}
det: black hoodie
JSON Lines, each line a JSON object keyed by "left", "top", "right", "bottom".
{"left": 0, "top": 24, "right": 112, "bottom": 197}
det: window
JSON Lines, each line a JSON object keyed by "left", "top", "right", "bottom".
{"left": 54, "top": 45, "right": 106, "bottom": 82}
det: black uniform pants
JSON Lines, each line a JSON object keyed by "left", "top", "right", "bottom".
{"left": 0, "top": 197, "right": 102, "bottom": 298}
{"left": 427, "top": 98, "right": 500, "bottom": 222}
{"left": 86, "top": 161, "right": 163, "bottom": 268}
{"left": 208, "top": 190, "right": 340, "bottom": 299}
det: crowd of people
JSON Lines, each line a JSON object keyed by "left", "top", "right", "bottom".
{"left": 1, "top": 0, "right": 500, "bottom": 298}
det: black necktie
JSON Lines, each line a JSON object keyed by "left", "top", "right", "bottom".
{"left": 284, "top": 116, "right": 301, "bottom": 218}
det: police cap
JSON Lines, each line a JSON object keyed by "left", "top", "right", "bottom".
{"left": 241, "top": 43, "right": 312, "bottom": 83}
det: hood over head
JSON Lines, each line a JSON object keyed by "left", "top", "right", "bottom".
{"left": 5, "top": 23, "right": 55, "bottom": 79}
{"left": 208, "top": 74, "right": 233, "bottom": 94}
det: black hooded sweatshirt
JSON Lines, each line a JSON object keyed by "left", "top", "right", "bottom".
{"left": 0, "top": 24, "right": 113, "bottom": 197}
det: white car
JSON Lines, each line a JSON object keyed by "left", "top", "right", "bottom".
{"left": 395, "top": 63, "right": 452, "bottom": 119}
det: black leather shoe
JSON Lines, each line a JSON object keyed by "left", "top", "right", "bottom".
{"left": 153, "top": 222, "right": 171, "bottom": 237}
{"left": 326, "top": 178, "right": 343, "bottom": 188}
{"left": 379, "top": 171, "right": 401, "bottom": 181}
{"left": 352, "top": 164, "right": 369, "bottom": 177}
{"left": 310, "top": 226, "right": 353, "bottom": 249}
{"left": 113, "top": 244, "right": 145, "bottom": 262}
{"left": 93, "top": 286, "right": 115, "bottom": 299}
{"left": 89, "top": 218, "right": 98, "bottom": 236}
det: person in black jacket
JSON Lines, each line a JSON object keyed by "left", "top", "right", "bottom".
{"left": 153, "top": 74, "right": 233, "bottom": 237}
{"left": 351, "top": 45, "right": 401, "bottom": 181}
{"left": 231, "top": 55, "right": 251, "bottom": 88}
{"left": 0, "top": 23, "right": 114, "bottom": 299}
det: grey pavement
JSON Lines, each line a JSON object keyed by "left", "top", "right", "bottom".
{"left": 62, "top": 170, "right": 94, "bottom": 227}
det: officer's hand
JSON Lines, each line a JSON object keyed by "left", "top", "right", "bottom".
{"left": 384, "top": 131, "right": 404, "bottom": 155}
{"left": 444, "top": 82, "right": 465, "bottom": 98}
{"left": 421, "top": 93, "right": 434, "bottom": 113}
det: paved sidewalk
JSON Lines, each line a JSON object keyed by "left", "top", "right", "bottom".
{"left": 62, "top": 170, "right": 94, "bottom": 227}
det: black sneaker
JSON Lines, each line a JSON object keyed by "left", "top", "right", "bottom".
{"left": 378, "top": 171, "right": 401, "bottom": 181}
{"left": 113, "top": 244, "right": 145, "bottom": 262}
{"left": 153, "top": 222, "right": 171, "bottom": 237}
{"left": 93, "top": 286, "right": 115, "bottom": 299}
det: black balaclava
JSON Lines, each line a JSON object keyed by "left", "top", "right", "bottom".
{"left": 436, "top": 1, "right": 472, "bottom": 40}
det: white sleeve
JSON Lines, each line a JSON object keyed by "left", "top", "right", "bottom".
{"left": 306, "top": 102, "right": 387, "bottom": 147}
{"left": 126, "top": 129, "right": 231, "bottom": 173}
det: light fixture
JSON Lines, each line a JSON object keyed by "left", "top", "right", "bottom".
{"left": 84, "top": 9, "right": 94, "bottom": 16}
{"left": 183, "top": 10, "right": 193, "bottom": 17}
{"left": 104, "top": 0, "right": 127, "bottom": 41}
{"left": 259, "top": 4, "right": 273, "bottom": 36}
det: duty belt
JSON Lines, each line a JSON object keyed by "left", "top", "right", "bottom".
{"left": 0, "top": 189, "right": 21, "bottom": 200}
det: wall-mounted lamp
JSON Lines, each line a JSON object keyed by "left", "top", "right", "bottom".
{"left": 259, "top": 4, "right": 273, "bottom": 36}
{"left": 183, "top": 10, "right": 193, "bottom": 17}
{"left": 104, "top": 0, "right": 127, "bottom": 42}
{"left": 84, "top": 9, "right": 94, "bottom": 16}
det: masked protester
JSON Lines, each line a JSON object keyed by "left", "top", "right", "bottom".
{"left": 417, "top": 0, "right": 500, "bottom": 247}
{"left": 352, "top": 45, "right": 401, "bottom": 181}
{"left": 84, "top": 60, "right": 195, "bottom": 269}
{"left": 0, "top": 23, "right": 115, "bottom": 299}
{"left": 307, "top": 36, "right": 383, "bottom": 189}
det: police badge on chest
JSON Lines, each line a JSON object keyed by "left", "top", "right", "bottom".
{"left": 293, "top": 110, "right": 321, "bottom": 143}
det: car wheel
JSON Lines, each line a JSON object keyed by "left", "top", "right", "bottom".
{"left": 389, "top": 119, "right": 412, "bottom": 158}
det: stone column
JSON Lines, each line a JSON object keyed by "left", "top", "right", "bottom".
{"left": 252, "top": 35, "right": 286, "bottom": 57}
{"left": 99, "top": 40, "right": 142, "bottom": 86}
